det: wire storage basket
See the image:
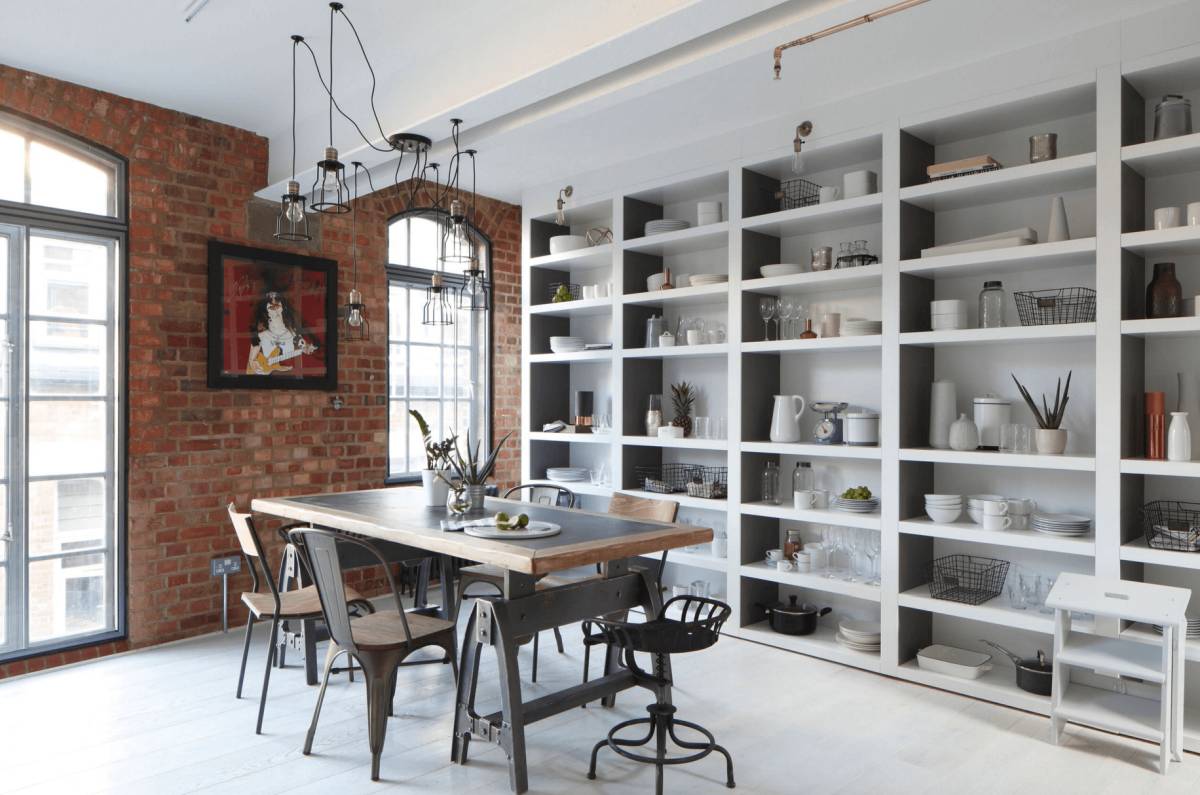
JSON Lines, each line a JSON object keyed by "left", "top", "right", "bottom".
{"left": 1013, "top": 287, "right": 1096, "bottom": 326}
{"left": 775, "top": 177, "right": 820, "bottom": 211}
{"left": 1143, "top": 500, "right": 1200, "bottom": 552}
{"left": 634, "top": 463, "right": 727, "bottom": 499}
{"left": 927, "top": 554, "right": 1010, "bottom": 605}
{"left": 547, "top": 282, "right": 582, "bottom": 302}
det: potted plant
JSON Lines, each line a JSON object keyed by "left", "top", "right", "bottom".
{"left": 410, "top": 410, "right": 455, "bottom": 507}
{"left": 1012, "top": 370, "right": 1072, "bottom": 455}
{"left": 441, "top": 429, "right": 512, "bottom": 512}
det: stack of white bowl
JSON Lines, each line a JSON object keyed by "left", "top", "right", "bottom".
{"left": 697, "top": 201, "right": 723, "bottom": 225}
{"left": 925, "top": 494, "right": 962, "bottom": 523}
{"left": 930, "top": 298, "right": 968, "bottom": 331}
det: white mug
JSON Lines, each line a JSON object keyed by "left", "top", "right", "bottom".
{"left": 983, "top": 514, "right": 1012, "bottom": 531}
{"left": 1189, "top": 202, "right": 1200, "bottom": 227}
{"left": 776, "top": 559, "right": 795, "bottom": 572}
{"left": 765, "top": 548, "right": 784, "bottom": 562}
{"left": 686, "top": 329, "right": 703, "bottom": 346}
{"left": 842, "top": 169, "right": 878, "bottom": 199}
{"left": 794, "top": 490, "right": 816, "bottom": 510}
{"left": 1006, "top": 498, "right": 1035, "bottom": 515}
{"left": 1010, "top": 515, "right": 1030, "bottom": 531}
{"left": 818, "top": 186, "right": 841, "bottom": 204}
{"left": 983, "top": 500, "right": 1009, "bottom": 516}
{"left": 792, "top": 551, "right": 811, "bottom": 565}
{"left": 1154, "top": 206, "right": 1182, "bottom": 230}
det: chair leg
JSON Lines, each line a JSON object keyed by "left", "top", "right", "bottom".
{"left": 361, "top": 651, "right": 403, "bottom": 781}
{"left": 552, "top": 626, "right": 565, "bottom": 654}
{"left": 532, "top": 632, "right": 540, "bottom": 683}
{"left": 255, "top": 617, "right": 280, "bottom": 734}
{"left": 236, "top": 612, "right": 255, "bottom": 698}
{"left": 304, "top": 643, "right": 342, "bottom": 755}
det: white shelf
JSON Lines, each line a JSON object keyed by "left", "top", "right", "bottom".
{"left": 647, "top": 549, "right": 728, "bottom": 573}
{"left": 899, "top": 448, "right": 1096, "bottom": 471}
{"left": 527, "top": 431, "right": 614, "bottom": 444}
{"left": 1058, "top": 633, "right": 1166, "bottom": 683}
{"left": 741, "top": 561, "right": 882, "bottom": 602}
{"left": 1119, "top": 537, "right": 1200, "bottom": 571}
{"left": 621, "top": 434, "right": 728, "bottom": 451}
{"left": 735, "top": 621, "right": 882, "bottom": 673}
{"left": 1119, "top": 458, "right": 1200, "bottom": 477}
{"left": 622, "top": 282, "right": 729, "bottom": 307}
{"left": 1121, "top": 132, "right": 1200, "bottom": 178}
{"left": 740, "top": 441, "right": 882, "bottom": 460}
{"left": 742, "top": 335, "right": 882, "bottom": 353}
{"left": 528, "top": 243, "right": 614, "bottom": 271}
{"left": 742, "top": 501, "right": 882, "bottom": 531}
{"left": 621, "top": 222, "right": 729, "bottom": 255}
{"left": 899, "top": 323, "right": 1095, "bottom": 347}
{"left": 1121, "top": 316, "right": 1200, "bottom": 339}
{"left": 1055, "top": 683, "right": 1163, "bottom": 743}
{"left": 623, "top": 343, "right": 729, "bottom": 359}
{"left": 898, "top": 583, "right": 1091, "bottom": 635}
{"left": 741, "top": 264, "right": 882, "bottom": 295}
{"left": 898, "top": 153, "right": 1096, "bottom": 212}
{"left": 898, "top": 238, "right": 1096, "bottom": 278}
{"left": 526, "top": 480, "right": 614, "bottom": 498}
{"left": 528, "top": 297, "right": 612, "bottom": 316}
{"left": 740, "top": 194, "right": 883, "bottom": 237}
{"left": 618, "top": 489, "right": 727, "bottom": 512}
{"left": 898, "top": 658, "right": 1049, "bottom": 714}
{"left": 1121, "top": 622, "right": 1200, "bottom": 663}
{"left": 1121, "top": 226, "right": 1200, "bottom": 257}
{"left": 898, "top": 517, "right": 1095, "bottom": 556}
{"left": 529, "top": 349, "right": 613, "bottom": 364}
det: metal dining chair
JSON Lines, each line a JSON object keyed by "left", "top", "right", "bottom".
{"left": 227, "top": 504, "right": 374, "bottom": 734}
{"left": 289, "top": 526, "right": 458, "bottom": 781}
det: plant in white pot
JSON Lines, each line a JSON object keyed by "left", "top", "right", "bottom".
{"left": 1012, "top": 370, "right": 1072, "bottom": 455}
{"left": 440, "top": 429, "right": 513, "bottom": 512}
{"left": 410, "top": 410, "right": 455, "bottom": 507}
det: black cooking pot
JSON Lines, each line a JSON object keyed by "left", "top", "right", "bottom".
{"left": 759, "top": 595, "right": 831, "bottom": 636}
{"left": 981, "top": 640, "right": 1053, "bottom": 695}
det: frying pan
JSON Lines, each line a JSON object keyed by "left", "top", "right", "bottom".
{"left": 980, "top": 640, "right": 1053, "bottom": 695}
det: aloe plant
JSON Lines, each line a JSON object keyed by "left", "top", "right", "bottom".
{"left": 441, "top": 429, "right": 512, "bottom": 486}
{"left": 1011, "top": 370, "right": 1072, "bottom": 430}
{"left": 409, "top": 409, "right": 456, "bottom": 470}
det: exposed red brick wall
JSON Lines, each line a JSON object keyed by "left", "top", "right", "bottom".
{"left": 0, "top": 64, "right": 522, "bottom": 677}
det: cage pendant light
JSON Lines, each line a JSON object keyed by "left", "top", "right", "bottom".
{"left": 341, "top": 162, "right": 369, "bottom": 341}
{"left": 457, "top": 150, "right": 490, "bottom": 311}
{"left": 275, "top": 36, "right": 311, "bottom": 241}
{"left": 422, "top": 162, "right": 454, "bottom": 326}
{"left": 310, "top": 3, "right": 351, "bottom": 214}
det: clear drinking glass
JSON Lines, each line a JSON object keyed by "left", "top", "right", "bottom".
{"left": 716, "top": 417, "right": 727, "bottom": 439}
{"left": 759, "top": 297, "right": 776, "bottom": 341}
{"left": 694, "top": 416, "right": 710, "bottom": 439}
{"left": 781, "top": 298, "right": 797, "bottom": 339}
{"left": 1000, "top": 422, "right": 1020, "bottom": 453}
{"left": 1014, "top": 424, "right": 1032, "bottom": 453}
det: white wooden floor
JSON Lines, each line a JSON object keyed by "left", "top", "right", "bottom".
{"left": 2, "top": 619, "right": 1198, "bottom": 794}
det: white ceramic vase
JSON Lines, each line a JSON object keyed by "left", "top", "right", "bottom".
{"left": 421, "top": 470, "right": 450, "bottom": 507}
{"left": 929, "top": 380, "right": 957, "bottom": 449}
{"left": 1048, "top": 195, "right": 1070, "bottom": 242}
{"left": 948, "top": 413, "right": 979, "bottom": 451}
{"left": 1168, "top": 411, "right": 1192, "bottom": 462}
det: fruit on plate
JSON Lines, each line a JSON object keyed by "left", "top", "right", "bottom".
{"left": 494, "top": 512, "right": 530, "bottom": 531}
{"left": 840, "top": 486, "right": 873, "bottom": 500}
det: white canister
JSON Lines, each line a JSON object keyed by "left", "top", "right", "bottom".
{"left": 842, "top": 169, "right": 878, "bottom": 199}
{"left": 844, "top": 411, "right": 880, "bottom": 446}
{"left": 973, "top": 395, "right": 1012, "bottom": 450}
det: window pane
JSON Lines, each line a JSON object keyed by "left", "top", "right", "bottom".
{"left": 29, "top": 141, "right": 111, "bottom": 216}
{"left": 0, "top": 566, "right": 6, "bottom": 645}
{"left": 388, "top": 345, "right": 406, "bottom": 398}
{"left": 388, "top": 401, "right": 409, "bottom": 475}
{"left": 0, "top": 318, "right": 10, "bottom": 395}
{"left": 409, "top": 217, "right": 439, "bottom": 270}
{"left": 0, "top": 128, "right": 23, "bottom": 203}
{"left": 388, "top": 218, "right": 408, "bottom": 266}
{"left": 29, "top": 478, "right": 105, "bottom": 557}
{"left": 29, "top": 321, "right": 106, "bottom": 396}
{"left": 388, "top": 283, "right": 407, "bottom": 339}
{"left": 409, "top": 285, "right": 441, "bottom": 344}
{"left": 409, "top": 345, "right": 441, "bottom": 398}
{"left": 30, "top": 235, "right": 109, "bottom": 319}
{"left": 29, "top": 401, "right": 106, "bottom": 476}
{"left": 28, "top": 552, "right": 108, "bottom": 643}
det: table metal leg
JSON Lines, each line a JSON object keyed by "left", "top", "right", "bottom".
{"left": 492, "top": 602, "right": 529, "bottom": 794}
{"left": 451, "top": 602, "right": 484, "bottom": 765}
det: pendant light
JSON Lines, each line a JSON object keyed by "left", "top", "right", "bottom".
{"left": 274, "top": 35, "right": 311, "bottom": 241}
{"left": 422, "top": 162, "right": 454, "bottom": 326}
{"left": 457, "top": 150, "right": 490, "bottom": 311}
{"left": 310, "top": 3, "right": 350, "bottom": 214}
{"left": 341, "top": 162, "right": 369, "bottom": 341}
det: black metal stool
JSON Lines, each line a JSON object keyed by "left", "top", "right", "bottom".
{"left": 584, "top": 596, "right": 735, "bottom": 794}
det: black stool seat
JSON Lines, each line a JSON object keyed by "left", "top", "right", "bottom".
{"left": 583, "top": 596, "right": 735, "bottom": 794}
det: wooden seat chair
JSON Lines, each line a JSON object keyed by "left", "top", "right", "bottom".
{"left": 227, "top": 504, "right": 375, "bottom": 734}
{"left": 289, "top": 526, "right": 458, "bottom": 782}
{"left": 454, "top": 483, "right": 576, "bottom": 682}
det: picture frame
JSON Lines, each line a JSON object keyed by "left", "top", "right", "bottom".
{"left": 207, "top": 241, "right": 338, "bottom": 390}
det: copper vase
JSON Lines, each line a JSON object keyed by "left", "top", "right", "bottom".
{"left": 1146, "top": 391, "right": 1167, "bottom": 460}
{"left": 1147, "top": 262, "right": 1183, "bottom": 319}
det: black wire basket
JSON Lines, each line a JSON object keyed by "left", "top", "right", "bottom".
{"left": 835, "top": 254, "right": 880, "bottom": 269}
{"left": 1013, "top": 287, "right": 1096, "bottom": 326}
{"left": 927, "top": 554, "right": 1010, "bottom": 605}
{"left": 775, "top": 177, "right": 820, "bottom": 211}
{"left": 634, "top": 463, "right": 727, "bottom": 499}
{"left": 1143, "top": 501, "right": 1200, "bottom": 552}
{"left": 547, "top": 282, "right": 582, "bottom": 302}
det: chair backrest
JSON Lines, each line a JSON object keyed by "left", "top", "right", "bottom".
{"left": 608, "top": 492, "right": 678, "bottom": 523}
{"left": 227, "top": 503, "right": 275, "bottom": 603}
{"left": 504, "top": 483, "right": 576, "bottom": 508}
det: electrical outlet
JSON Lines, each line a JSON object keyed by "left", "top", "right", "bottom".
{"left": 210, "top": 556, "right": 242, "bottom": 577}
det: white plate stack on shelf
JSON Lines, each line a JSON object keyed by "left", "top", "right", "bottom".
{"left": 833, "top": 495, "right": 880, "bottom": 513}
{"left": 546, "top": 467, "right": 589, "bottom": 483}
{"left": 549, "top": 336, "right": 586, "bottom": 353}
{"left": 645, "top": 219, "right": 690, "bottom": 236}
{"left": 1150, "top": 616, "right": 1200, "bottom": 640}
{"left": 697, "top": 201, "right": 722, "bottom": 225}
{"left": 842, "top": 318, "right": 882, "bottom": 336}
{"left": 836, "top": 620, "right": 881, "bottom": 653}
{"left": 689, "top": 274, "right": 728, "bottom": 286}
{"left": 1030, "top": 512, "right": 1091, "bottom": 537}
{"left": 759, "top": 263, "right": 804, "bottom": 278}
{"left": 930, "top": 299, "right": 968, "bottom": 331}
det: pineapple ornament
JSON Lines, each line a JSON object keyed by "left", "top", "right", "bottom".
{"left": 670, "top": 381, "right": 695, "bottom": 437}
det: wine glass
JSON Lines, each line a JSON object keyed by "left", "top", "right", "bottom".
{"left": 781, "top": 298, "right": 797, "bottom": 339}
{"left": 758, "top": 297, "right": 776, "bottom": 341}
{"left": 844, "top": 530, "right": 862, "bottom": 582}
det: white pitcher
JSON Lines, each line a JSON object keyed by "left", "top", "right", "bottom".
{"left": 769, "top": 395, "right": 807, "bottom": 443}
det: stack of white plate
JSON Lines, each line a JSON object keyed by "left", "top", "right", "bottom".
{"left": 833, "top": 496, "right": 880, "bottom": 513}
{"left": 925, "top": 494, "right": 962, "bottom": 523}
{"left": 1030, "top": 512, "right": 1091, "bottom": 537}
{"left": 759, "top": 263, "right": 804, "bottom": 278}
{"left": 549, "top": 336, "right": 585, "bottom": 353}
{"left": 1151, "top": 617, "right": 1200, "bottom": 639}
{"left": 645, "top": 219, "right": 690, "bottom": 236}
{"left": 690, "top": 274, "right": 729, "bottom": 286}
{"left": 697, "top": 201, "right": 723, "bottom": 225}
{"left": 546, "top": 467, "right": 589, "bottom": 482}
{"left": 842, "top": 318, "right": 882, "bottom": 336}
{"left": 836, "top": 620, "right": 881, "bottom": 652}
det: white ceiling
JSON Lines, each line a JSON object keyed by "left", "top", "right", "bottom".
{"left": 0, "top": 0, "right": 1189, "bottom": 204}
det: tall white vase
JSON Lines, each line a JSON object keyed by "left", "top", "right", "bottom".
{"left": 929, "top": 380, "right": 957, "bottom": 449}
{"left": 1168, "top": 411, "right": 1192, "bottom": 462}
{"left": 1048, "top": 195, "right": 1070, "bottom": 242}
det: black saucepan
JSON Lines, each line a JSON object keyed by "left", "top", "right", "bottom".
{"left": 981, "top": 640, "right": 1053, "bottom": 695}
{"left": 758, "top": 595, "right": 832, "bottom": 636}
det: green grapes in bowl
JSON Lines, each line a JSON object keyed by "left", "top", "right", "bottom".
{"left": 840, "top": 486, "right": 873, "bottom": 501}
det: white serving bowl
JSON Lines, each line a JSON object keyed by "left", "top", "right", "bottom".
{"left": 646, "top": 273, "right": 667, "bottom": 291}
{"left": 925, "top": 494, "right": 962, "bottom": 503}
{"left": 549, "top": 235, "right": 588, "bottom": 254}
{"left": 760, "top": 263, "right": 805, "bottom": 278}
{"left": 967, "top": 507, "right": 984, "bottom": 524}
{"left": 925, "top": 504, "right": 963, "bottom": 523}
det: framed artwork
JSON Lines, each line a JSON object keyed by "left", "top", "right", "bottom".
{"left": 207, "top": 241, "right": 338, "bottom": 390}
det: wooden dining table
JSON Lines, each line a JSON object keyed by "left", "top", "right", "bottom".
{"left": 251, "top": 486, "right": 711, "bottom": 793}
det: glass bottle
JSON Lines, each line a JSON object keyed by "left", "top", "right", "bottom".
{"left": 1147, "top": 262, "right": 1183, "bottom": 319}
{"left": 784, "top": 528, "right": 804, "bottom": 560}
{"left": 645, "top": 394, "right": 663, "bottom": 437}
{"left": 798, "top": 318, "right": 818, "bottom": 339}
{"left": 792, "top": 461, "right": 814, "bottom": 494}
{"left": 979, "top": 280, "right": 1005, "bottom": 328}
{"left": 761, "top": 461, "right": 780, "bottom": 505}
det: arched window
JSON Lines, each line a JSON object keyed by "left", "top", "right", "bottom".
{"left": 0, "top": 111, "right": 126, "bottom": 661}
{"left": 386, "top": 209, "right": 491, "bottom": 481}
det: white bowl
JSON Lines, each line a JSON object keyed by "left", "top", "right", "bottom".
{"left": 925, "top": 493, "right": 961, "bottom": 503}
{"left": 549, "top": 235, "right": 588, "bottom": 254}
{"left": 967, "top": 506, "right": 983, "bottom": 524}
{"left": 760, "top": 263, "right": 805, "bottom": 278}
{"left": 967, "top": 494, "right": 1006, "bottom": 504}
{"left": 646, "top": 273, "right": 667, "bottom": 291}
{"left": 925, "top": 505, "right": 963, "bottom": 523}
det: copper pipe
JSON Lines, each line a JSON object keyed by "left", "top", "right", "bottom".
{"left": 773, "top": 0, "right": 931, "bottom": 79}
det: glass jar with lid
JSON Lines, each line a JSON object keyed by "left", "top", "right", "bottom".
{"left": 978, "top": 280, "right": 1006, "bottom": 328}
{"left": 761, "top": 461, "right": 781, "bottom": 505}
{"left": 792, "top": 461, "right": 814, "bottom": 494}
{"left": 784, "top": 528, "right": 804, "bottom": 560}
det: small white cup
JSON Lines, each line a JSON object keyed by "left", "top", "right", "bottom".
{"left": 1154, "top": 206, "right": 1182, "bottom": 230}
{"left": 765, "top": 548, "right": 783, "bottom": 562}
{"left": 793, "top": 551, "right": 811, "bottom": 565}
{"left": 983, "top": 514, "right": 1012, "bottom": 531}
{"left": 818, "top": 186, "right": 842, "bottom": 203}
{"left": 794, "top": 490, "right": 816, "bottom": 510}
{"left": 686, "top": 329, "right": 703, "bottom": 346}
{"left": 659, "top": 332, "right": 675, "bottom": 348}
{"left": 1010, "top": 515, "right": 1030, "bottom": 531}
{"left": 983, "top": 500, "right": 1009, "bottom": 516}
{"left": 776, "top": 559, "right": 795, "bottom": 572}
{"left": 1189, "top": 202, "right": 1200, "bottom": 227}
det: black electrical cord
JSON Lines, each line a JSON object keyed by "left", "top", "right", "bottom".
{"left": 333, "top": 5, "right": 390, "bottom": 145}
{"left": 298, "top": 38, "right": 393, "bottom": 153}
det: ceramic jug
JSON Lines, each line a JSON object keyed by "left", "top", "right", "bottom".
{"left": 948, "top": 413, "right": 979, "bottom": 451}
{"left": 769, "top": 395, "right": 807, "bottom": 443}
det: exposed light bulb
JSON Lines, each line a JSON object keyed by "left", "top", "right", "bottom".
{"left": 791, "top": 121, "right": 813, "bottom": 175}
{"left": 791, "top": 150, "right": 805, "bottom": 175}
{"left": 348, "top": 307, "right": 363, "bottom": 328}
{"left": 285, "top": 199, "right": 305, "bottom": 223}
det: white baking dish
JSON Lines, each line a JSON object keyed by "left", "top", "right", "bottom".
{"left": 917, "top": 644, "right": 993, "bottom": 679}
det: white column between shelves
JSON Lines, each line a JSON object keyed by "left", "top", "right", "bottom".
{"left": 880, "top": 119, "right": 903, "bottom": 674}
{"left": 727, "top": 164, "right": 744, "bottom": 623}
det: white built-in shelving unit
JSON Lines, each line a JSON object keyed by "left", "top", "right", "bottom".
{"left": 519, "top": 50, "right": 1200, "bottom": 751}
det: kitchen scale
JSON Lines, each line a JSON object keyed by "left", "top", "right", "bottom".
{"left": 811, "top": 401, "right": 848, "bottom": 445}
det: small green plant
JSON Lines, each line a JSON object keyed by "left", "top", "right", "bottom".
{"left": 1011, "top": 370, "right": 1072, "bottom": 430}
{"left": 440, "top": 429, "right": 513, "bottom": 486}
{"left": 409, "top": 409, "right": 456, "bottom": 470}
